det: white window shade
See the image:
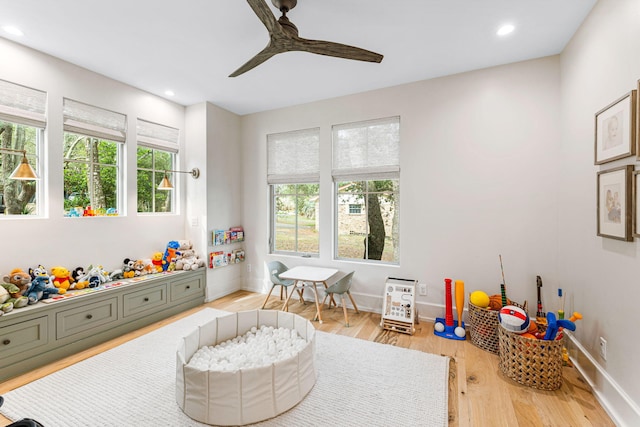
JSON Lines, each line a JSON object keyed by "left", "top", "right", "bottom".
{"left": 0, "top": 79, "right": 47, "bottom": 128}
{"left": 267, "top": 127, "right": 320, "bottom": 184}
{"left": 332, "top": 116, "right": 400, "bottom": 181}
{"left": 63, "top": 98, "right": 126, "bottom": 142}
{"left": 136, "top": 118, "right": 179, "bottom": 153}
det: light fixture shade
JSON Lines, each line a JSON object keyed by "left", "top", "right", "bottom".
{"left": 157, "top": 174, "right": 174, "bottom": 190}
{"left": 9, "top": 155, "right": 38, "bottom": 180}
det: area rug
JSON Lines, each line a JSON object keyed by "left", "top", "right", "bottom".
{"left": 0, "top": 308, "right": 449, "bottom": 426}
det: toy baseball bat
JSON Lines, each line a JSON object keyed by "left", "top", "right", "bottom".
{"left": 536, "top": 275, "right": 544, "bottom": 318}
{"left": 499, "top": 255, "right": 507, "bottom": 306}
{"left": 444, "top": 278, "right": 454, "bottom": 327}
{"left": 455, "top": 280, "right": 464, "bottom": 326}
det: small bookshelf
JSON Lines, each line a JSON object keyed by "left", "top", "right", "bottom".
{"left": 209, "top": 248, "right": 245, "bottom": 269}
{"left": 212, "top": 226, "right": 244, "bottom": 246}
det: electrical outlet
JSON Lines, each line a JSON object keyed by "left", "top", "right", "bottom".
{"left": 246, "top": 263, "right": 252, "bottom": 273}
{"left": 418, "top": 283, "right": 427, "bottom": 296}
{"left": 599, "top": 337, "right": 607, "bottom": 360}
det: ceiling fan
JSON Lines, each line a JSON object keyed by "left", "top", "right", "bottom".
{"left": 229, "top": 0, "right": 384, "bottom": 77}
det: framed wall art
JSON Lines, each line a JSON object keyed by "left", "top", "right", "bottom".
{"left": 597, "top": 165, "right": 633, "bottom": 241}
{"left": 634, "top": 170, "right": 640, "bottom": 238}
{"left": 594, "top": 90, "right": 636, "bottom": 165}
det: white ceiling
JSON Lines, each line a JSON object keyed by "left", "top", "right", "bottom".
{"left": 1, "top": 0, "right": 596, "bottom": 116}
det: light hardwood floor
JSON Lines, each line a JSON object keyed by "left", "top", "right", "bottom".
{"left": 1, "top": 290, "right": 614, "bottom": 426}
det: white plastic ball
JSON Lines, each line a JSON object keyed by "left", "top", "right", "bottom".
{"left": 454, "top": 326, "right": 465, "bottom": 338}
{"left": 434, "top": 322, "right": 445, "bottom": 332}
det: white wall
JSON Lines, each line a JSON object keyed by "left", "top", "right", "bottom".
{"left": 240, "top": 56, "right": 561, "bottom": 319}
{"left": 559, "top": 0, "right": 640, "bottom": 424}
{"left": 0, "top": 38, "right": 188, "bottom": 275}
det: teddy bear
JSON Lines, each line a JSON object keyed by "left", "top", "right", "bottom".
{"left": 151, "top": 252, "right": 165, "bottom": 273}
{"left": 2, "top": 268, "right": 31, "bottom": 308}
{"left": 51, "top": 266, "right": 85, "bottom": 292}
{"left": 174, "top": 249, "right": 206, "bottom": 271}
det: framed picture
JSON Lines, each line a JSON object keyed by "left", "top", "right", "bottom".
{"left": 594, "top": 90, "right": 636, "bottom": 165}
{"left": 597, "top": 165, "right": 633, "bottom": 241}
{"left": 634, "top": 170, "right": 640, "bottom": 237}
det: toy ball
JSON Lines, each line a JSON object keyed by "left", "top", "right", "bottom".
{"left": 434, "top": 322, "right": 445, "bottom": 333}
{"left": 454, "top": 326, "right": 465, "bottom": 338}
{"left": 498, "top": 305, "right": 530, "bottom": 334}
{"left": 469, "top": 290, "right": 490, "bottom": 308}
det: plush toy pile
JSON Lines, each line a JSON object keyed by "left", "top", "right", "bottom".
{"left": 0, "top": 239, "right": 205, "bottom": 312}
{"left": 186, "top": 325, "right": 307, "bottom": 372}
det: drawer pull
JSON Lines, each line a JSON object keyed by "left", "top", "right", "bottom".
{"left": 143, "top": 297, "right": 149, "bottom": 302}
{"left": 185, "top": 286, "right": 191, "bottom": 290}
{"left": 3, "top": 339, "right": 10, "bottom": 345}
{"left": 86, "top": 314, "right": 93, "bottom": 319}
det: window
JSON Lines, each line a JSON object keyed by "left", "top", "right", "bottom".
{"left": 268, "top": 128, "right": 320, "bottom": 256}
{"left": 332, "top": 116, "right": 400, "bottom": 263}
{"left": 0, "top": 79, "right": 46, "bottom": 216}
{"left": 136, "top": 119, "right": 179, "bottom": 213}
{"left": 63, "top": 99, "right": 125, "bottom": 216}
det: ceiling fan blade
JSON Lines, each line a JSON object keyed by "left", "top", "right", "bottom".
{"left": 291, "top": 37, "right": 383, "bottom": 63}
{"left": 229, "top": 44, "right": 282, "bottom": 77}
{"left": 246, "top": 0, "right": 283, "bottom": 35}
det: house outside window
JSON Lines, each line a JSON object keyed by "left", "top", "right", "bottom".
{"left": 0, "top": 79, "right": 46, "bottom": 216}
{"left": 332, "top": 116, "right": 400, "bottom": 264}
{"left": 348, "top": 204, "right": 362, "bottom": 214}
{"left": 136, "top": 119, "right": 179, "bottom": 213}
{"left": 63, "top": 99, "right": 125, "bottom": 217}
{"left": 268, "top": 128, "right": 320, "bottom": 256}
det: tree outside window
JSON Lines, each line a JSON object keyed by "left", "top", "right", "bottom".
{"left": 336, "top": 179, "right": 399, "bottom": 263}
{"left": 271, "top": 183, "right": 319, "bottom": 255}
{"left": 63, "top": 132, "right": 119, "bottom": 216}
{"left": 0, "top": 120, "right": 41, "bottom": 216}
{"left": 137, "top": 146, "right": 174, "bottom": 213}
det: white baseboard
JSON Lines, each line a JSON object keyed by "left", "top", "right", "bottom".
{"left": 564, "top": 331, "right": 640, "bottom": 427}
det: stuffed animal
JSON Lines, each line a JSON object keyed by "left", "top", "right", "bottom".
{"left": 162, "top": 241, "right": 181, "bottom": 271}
{"left": 175, "top": 249, "right": 206, "bottom": 271}
{"left": 71, "top": 267, "right": 90, "bottom": 289}
{"left": 29, "top": 265, "right": 67, "bottom": 296}
{"left": 51, "top": 266, "right": 85, "bottom": 292}
{"left": 76, "top": 265, "right": 110, "bottom": 288}
{"left": 0, "top": 286, "right": 13, "bottom": 314}
{"left": 121, "top": 258, "right": 136, "bottom": 279}
{"left": 2, "top": 268, "right": 31, "bottom": 308}
{"left": 151, "top": 252, "right": 165, "bottom": 273}
{"left": 24, "top": 275, "right": 60, "bottom": 304}
{"left": 132, "top": 259, "right": 153, "bottom": 276}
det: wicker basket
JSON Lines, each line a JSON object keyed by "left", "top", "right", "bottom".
{"left": 498, "top": 326, "right": 564, "bottom": 390}
{"left": 468, "top": 301, "right": 527, "bottom": 354}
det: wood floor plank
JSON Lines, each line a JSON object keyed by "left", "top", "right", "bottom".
{"left": 0, "top": 291, "right": 615, "bottom": 426}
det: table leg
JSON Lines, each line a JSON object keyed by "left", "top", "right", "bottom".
{"left": 310, "top": 282, "right": 323, "bottom": 324}
{"left": 282, "top": 281, "right": 298, "bottom": 312}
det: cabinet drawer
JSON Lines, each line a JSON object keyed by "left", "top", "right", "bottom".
{"left": 56, "top": 297, "right": 118, "bottom": 339}
{"left": 123, "top": 283, "right": 167, "bottom": 318}
{"left": 0, "top": 316, "right": 49, "bottom": 361}
{"left": 170, "top": 274, "right": 204, "bottom": 303}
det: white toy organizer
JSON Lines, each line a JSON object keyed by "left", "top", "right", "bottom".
{"left": 380, "top": 277, "right": 418, "bottom": 335}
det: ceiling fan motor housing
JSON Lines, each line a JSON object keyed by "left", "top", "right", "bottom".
{"left": 272, "top": 0, "right": 297, "bottom": 12}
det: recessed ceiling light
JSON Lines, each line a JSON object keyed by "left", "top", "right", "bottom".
{"left": 497, "top": 24, "right": 515, "bottom": 36}
{"left": 3, "top": 26, "right": 24, "bottom": 37}
{"left": 164, "top": 90, "right": 175, "bottom": 97}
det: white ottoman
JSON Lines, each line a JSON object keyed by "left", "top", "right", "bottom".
{"left": 176, "top": 309, "right": 317, "bottom": 425}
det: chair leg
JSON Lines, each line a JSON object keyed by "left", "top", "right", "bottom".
{"left": 261, "top": 285, "right": 277, "bottom": 309}
{"left": 341, "top": 294, "right": 349, "bottom": 327}
{"left": 346, "top": 290, "right": 359, "bottom": 313}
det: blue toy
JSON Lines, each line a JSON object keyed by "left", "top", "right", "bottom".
{"left": 24, "top": 276, "right": 60, "bottom": 304}
{"left": 544, "top": 312, "right": 576, "bottom": 340}
{"left": 162, "top": 240, "right": 181, "bottom": 271}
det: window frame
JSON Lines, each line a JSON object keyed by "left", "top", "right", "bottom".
{"left": 269, "top": 183, "right": 320, "bottom": 257}
{"left": 136, "top": 146, "right": 176, "bottom": 214}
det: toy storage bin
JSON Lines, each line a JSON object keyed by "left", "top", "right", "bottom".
{"left": 468, "top": 301, "right": 526, "bottom": 354}
{"left": 498, "top": 327, "right": 564, "bottom": 390}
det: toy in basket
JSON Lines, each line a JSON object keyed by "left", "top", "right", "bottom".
{"left": 434, "top": 278, "right": 466, "bottom": 340}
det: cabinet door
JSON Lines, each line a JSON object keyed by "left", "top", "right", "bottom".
{"left": 170, "top": 273, "right": 204, "bottom": 303}
{"left": 0, "top": 316, "right": 49, "bottom": 363}
{"left": 56, "top": 297, "right": 118, "bottom": 340}
{"left": 123, "top": 283, "right": 168, "bottom": 318}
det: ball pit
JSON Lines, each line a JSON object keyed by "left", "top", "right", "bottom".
{"left": 176, "top": 309, "right": 317, "bottom": 425}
